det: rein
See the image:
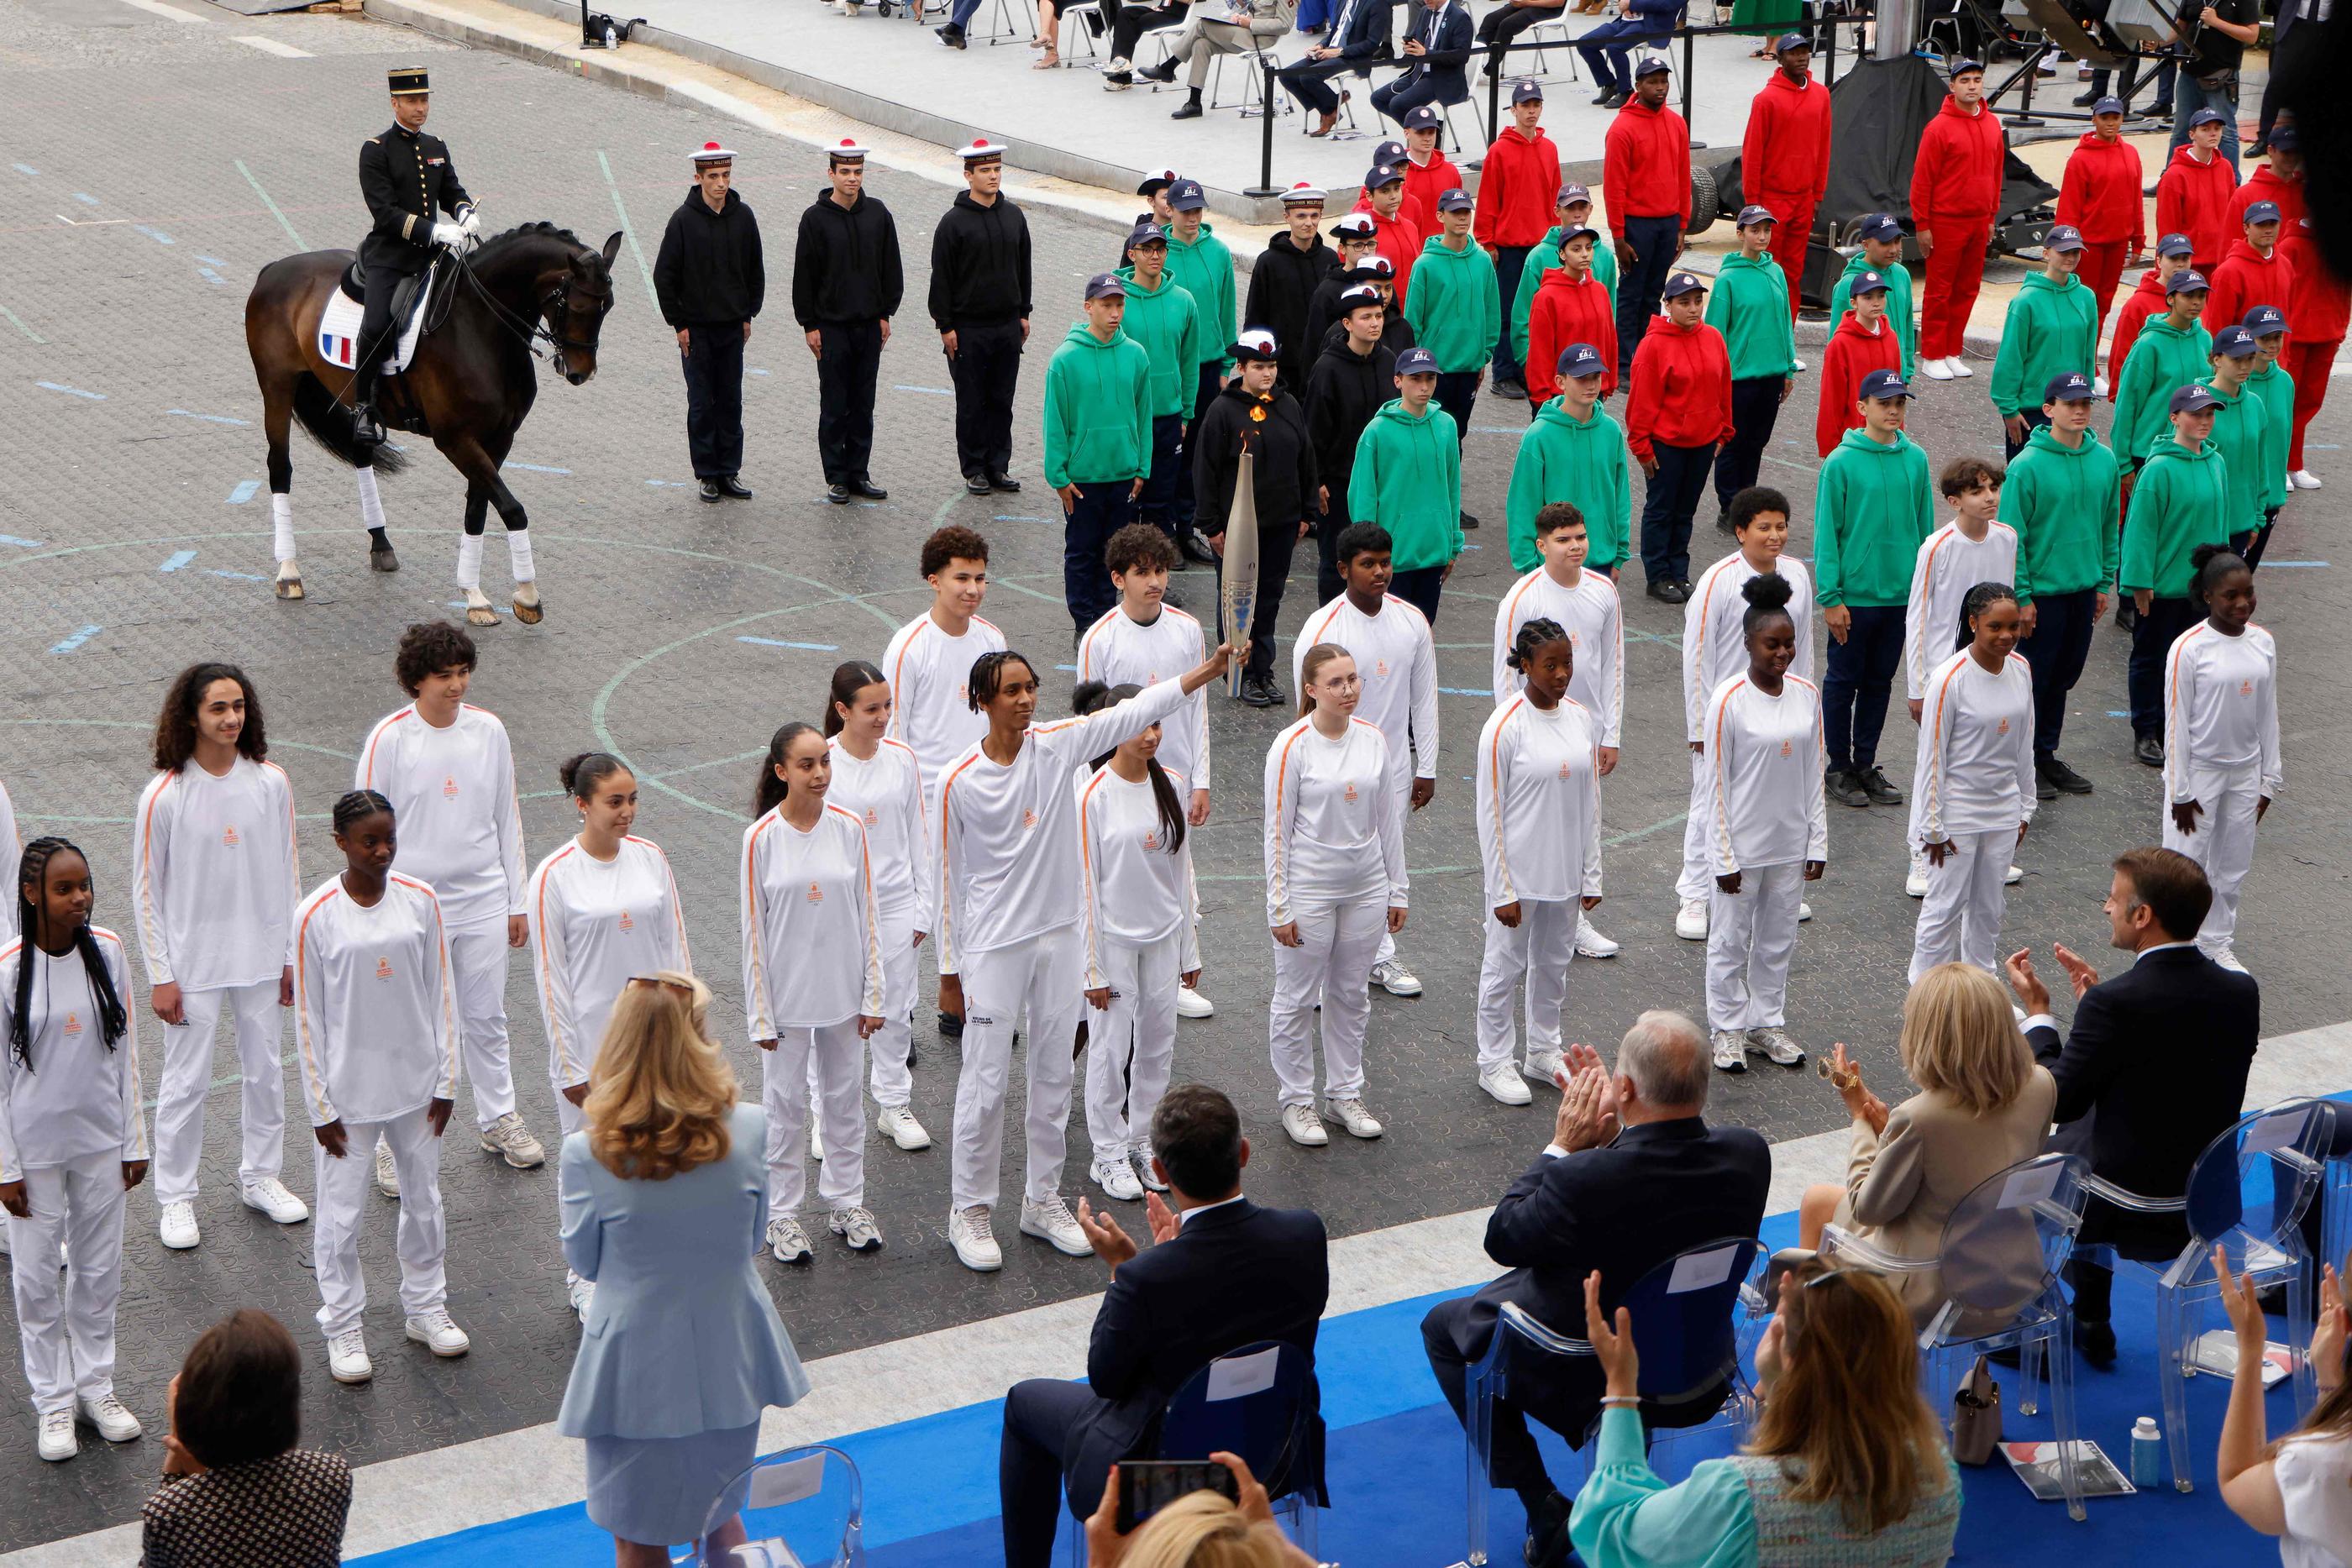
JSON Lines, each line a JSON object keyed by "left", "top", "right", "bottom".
{"left": 448, "top": 244, "right": 612, "bottom": 363}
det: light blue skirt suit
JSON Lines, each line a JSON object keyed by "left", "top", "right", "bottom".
{"left": 558, "top": 1102, "right": 811, "bottom": 1546}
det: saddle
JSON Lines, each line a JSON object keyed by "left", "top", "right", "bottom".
{"left": 318, "top": 255, "right": 444, "bottom": 375}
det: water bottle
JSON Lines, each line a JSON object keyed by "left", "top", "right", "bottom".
{"left": 2129, "top": 1416, "right": 2162, "bottom": 1487}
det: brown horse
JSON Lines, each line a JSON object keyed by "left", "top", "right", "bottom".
{"left": 244, "top": 223, "right": 622, "bottom": 626}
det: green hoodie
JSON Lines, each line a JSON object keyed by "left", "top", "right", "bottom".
{"left": 1405, "top": 235, "right": 1501, "bottom": 373}
{"left": 1163, "top": 221, "right": 1237, "bottom": 375}
{"left": 1347, "top": 397, "right": 1463, "bottom": 572}
{"left": 2199, "top": 376, "right": 2267, "bottom": 537}
{"left": 2244, "top": 359, "right": 2296, "bottom": 511}
{"left": 1509, "top": 225, "right": 1619, "bottom": 363}
{"left": 1990, "top": 271, "right": 2099, "bottom": 418}
{"left": 2112, "top": 316, "right": 2213, "bottom": 467}
{"left": 1111, "top": 266, "right": 1205, "bottom": 421}
{"left": 1703, "top": 252, "right": 1798, "bottom": 381}
{"left": 1042, "top": 323, "right": 1152, "bottom": 489}
{"left": 1828, "top": 252, "right": 1916, "bottom": 381}
{"left": 1998, "top": 423, "right": 2121, "bottom": 600}
{"left": 2120, "top": 435, "right": 2232, "bottom": 598}
{"left": 1504, "top": 398, "right": 1632, "bottom": 572}
{"left": 1812, "top": 427, "right": 1935, "bottom": 608}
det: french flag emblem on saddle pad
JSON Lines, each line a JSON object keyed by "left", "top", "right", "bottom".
{"left": 318, "top": 261, "right": 438, "bottom": 374}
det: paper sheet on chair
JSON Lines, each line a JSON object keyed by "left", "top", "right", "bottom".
{"left": 2000, "top": 1440, "right": 2135, "bottom": 1501}
{"left": 2190, "top": 1329, "right": 2292, "bottom": 1387}
{"left": 748, "top": 1453, "right": 827, "bottom": 1509}
{"left": 1207, "top": 1346, "right": 1280, "bottom": 1402}
{"left": 1667, "top": 1244, "right": 1740, "bottom": 1293}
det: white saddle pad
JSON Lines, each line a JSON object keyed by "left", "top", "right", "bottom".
{"left": 318, "top": 261, "right": 437, "bottom": 374}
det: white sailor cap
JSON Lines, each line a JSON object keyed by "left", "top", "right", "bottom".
{"left": 957, "top": 137, "right": 1005, "bottom": 162}
{"left": 1280, "top": 181, "right": 1326, "bottom": 206}
{"left": 827, "top": 137, "right": 869, "bottom": 161}
{"left": 692, "top": 140, "right": 738, "bottom": 164}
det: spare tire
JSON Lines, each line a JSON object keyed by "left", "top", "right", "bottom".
{"left": 1688, "top": 163, "right": 1720, "bottom": 235}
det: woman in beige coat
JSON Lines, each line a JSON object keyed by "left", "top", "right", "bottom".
{"left": 1797, "top": 963, "right": 2058, "bottom": 1324}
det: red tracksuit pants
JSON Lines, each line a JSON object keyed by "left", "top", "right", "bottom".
{"left": 2080, "top": 241, "right": 2128, "bottom": 351}
{"left": 2286, "top": 337, "right": 2342, "bottom": 469}
{"left": 1920, "top": 218, "right": 1992, "bottom": 361}
{"left": 1761, "top": 197, "right": 1818, "bottom": 319}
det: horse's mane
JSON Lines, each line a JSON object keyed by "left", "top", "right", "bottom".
{"left": 475, "top": 221, "right": 590, "bottom": 259}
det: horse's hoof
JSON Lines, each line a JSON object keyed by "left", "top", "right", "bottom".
{"left": 275, "top": 564, "right": 304, "bottom": 601}
{"left": 512, "top": 589, "right": 543, "bottom": 626}
{"left": 466, "top": 603, "right": 501, "bottom": 627}
{"left": 370, "top": 547, "right": 400, "bottom": 574}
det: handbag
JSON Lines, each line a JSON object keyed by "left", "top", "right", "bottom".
{"left": 1950, "top": 1355, "right": 2002, "bottom": 1466}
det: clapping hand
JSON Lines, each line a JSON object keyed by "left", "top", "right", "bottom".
{"left": 2216, "top": 1244, "right": 2269, "bottom": 1351}
{"left": 2051, "top": 942, "right": 2099, "bottom": 999}
{"left": 2317, "top": 1264, "right": 2349, "bottom": 1394}
{"left": 1824, "top": 1043, "right": 1887, "bottom": 1135}
{"left": 1075, "top": 1196, "right": 1140, "bottom": 1270}
{"left": 2003, "top": 947, "right": 2051, "bottom": 1015}
{"left": 1145, "top": 1190, "right": 1180, "bottom": 1245}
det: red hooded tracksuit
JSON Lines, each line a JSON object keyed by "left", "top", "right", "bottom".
{"left": 1474, "top": 127, "right": 1563, "bottom": 251}
{"left": 1363, "top": 203, "right": 1427, "bottom": 308}
{"left": 1525, "top": 268, "right": 1620, "bottom": 405}
{"left": 2107, "top": 270, "right": 2169, "bottom": 395}
{"left": 2055, "top": 130, "right": 2145, "bottom": 342}
{"left": 1740, "top": 71, "right": 1833, "bottom": 319}
{"left": 2281, "top": 212, "right": 2349, "bottom": 467}
{"left": 1815, "top": 311, "right": 1902, "bottom": 456}
{"left": 1909, "top": 95, "right": 2007, "bottom": 361}
{"left": 2155, "top": 145, "right": 2239, "bottom": 275}
{"left": 1625, "top": 319, "right": 1735, "bottom": 463}
{"left": 2205, "top": 238, "right": 2297, "bottom": 337}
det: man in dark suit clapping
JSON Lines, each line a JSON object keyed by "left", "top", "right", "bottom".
{"left": 1421, "top": 1011, "right": 1771, "bottom": 1568}
{"left": 998, "top": 1084, "right": 1329, "bottom": 1568}
{"left": 2006, "top": 846, "right": 2260, "bottom": 1366}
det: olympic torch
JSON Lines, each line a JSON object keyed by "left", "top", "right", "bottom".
{"left": 1218, "top": 431, "right": 1262, "bottom": 700}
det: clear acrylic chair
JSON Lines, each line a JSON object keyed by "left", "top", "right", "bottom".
{"left": 1820, "top": 1151, "right": 2094, "bottom": 1520}
{"left": 695, "top": 1443, "right": 863, "bottom": 1566}
{"left": 2074, "top": 1098, "right": 2332, "bottom": 1492}
{"left": 1457, "top": 1237, "right": 1761, "bottom": 1567}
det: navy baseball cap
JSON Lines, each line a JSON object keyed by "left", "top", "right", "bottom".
{"left": 1858, "top": 212, "right": 1903, "bottom": 243}
{"left": 1948, "top": 56, "right": 1983, "bottom": 76}
{"left": 2044, "top": 370, "right": 2095, "bottom": 403}
{"left": 1437, "top": 187, "right": 1475, "bottom": 213}
{"left": 2190, "top": 107, "right": 2228, "bottom": 128}
{"left": 2214, "top": 325, "right": 2259, "bottom": 357}
{"left": 1363, "top": 164, "right": 1404, "bottom": 190}
{"left": 2092, "top": 95, "right": 2126, "bottom": 115}
{"left": 1850, "top": 268, "right": 1890, "bottom": 295}
{"left": 1511, "top": 78, "right": 1545, "bottom": 104}
{"left": 1338, "top": 283, "right": 1383, "bottom": 312}
{"left": 2245, "top": 200, "right": 2282, "bottom": 225}
{"left": 1860, "top": 368, "right": 1911, "bottom": 400}
{"left": 1662, "top": 270, "right": 1706, "bottom": 298}
{"left": 1401, "top": 105, "right": 1442, "bottom": 131}
{"left": 2244, "top": 304, "right": 2288, "bottom": 335}
{"left": 1561, "top": 225, "right": 1602, "bottom": 245}
{"left": 1736, "top": 203, "right": 1777, "bottom": 227}
{"left": 1634, "top": 54, "right": 1672, "bottom": 78}
{"left": 2155, "top": 232, "right": 2195, "bottom": 258}
{"left": 1124, "top": 222, "right": 1166, "bottom": 250}
{"left": 1557, "top": 343, "right": 1606, "bottom": 378}
{"left": 2271, "top": 123, "right": 2300, "bottom": 151}
{"left": 2171, "top": 384, "right": 2223, "bottom": 414}
{"left": 1085, "top": 273, "right": 1127, "bottom": 301}
{"left": 1329, "top": 212, "right": 1376, "bottom": 240}
{"left": 1394, "top": 345, "right": 1440, "bottom": 376}
{"left": 1230, "top": 328, "right": 1280, "bottom": 364}
{"left": 2167, "top": 269, "right": 2211, "bottom": 295}
{"left": 2045, "top": 224, "right": 2086, "bottom": 253}
{"left": 1557, "top": 182, "right": 1592, "bottom": 207}
{"left": 1372, "top": 139, "right": 1407, "bottom": 166}
{"left": 1167, "top": 179, "right": 1208, "bottom": 211}
{"left": 1772, "top": 30, "right": 1809, "bottom": 53}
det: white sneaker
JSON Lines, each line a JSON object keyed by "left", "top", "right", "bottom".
{"left": 1369, "top": 958, "right": 1422, "bottom": 997}
{"left": 1711, "top": 1029, "right": 1749, "bottom": 1072}
{"left": 1175, "top": 984, "right": 1215, "bottom": 1019}
{"left": 1949, "top": 356, "right": 1975, "bottom": 378}
{"left": 1791, "top": 356, "right": 1809, "bottom": 373}
{"left": 1905, "top": 865, "right": 1929, "bottom": 899}
{"left": 1020, "top": 1195, "right": 1091, "bottom": 1256}
{"left": 158, "top": 1200, "right": 200, "bottom": 1251}
{"left": 1523, "top": 1046, "right": 1567, "bottom": 1088}
{"left": 810, "top": 1120, "right": 826, "bottom": 1162}
{"left": 2093, "top": 374, "right": 2111, "bottom": 398}
{"left": 479, "top": 1111, "right": 545, "bottom": 1169}
{"left": 2210, "top": 944, "right": 2249, "bottom": 974}
{"left": 327, "top": 1329, "right": 373, "bottom": 1384}
{"left": 1478, "top": 1063, "right": 1533, "bottom": 1105}
{"left": 404, "top": 1308, "right": 470, "bottom": 1357}
{"left": 828, "top": 1205, "right": 884, "bottom": 1251}
{"left": 76, "top": 1394, "right": 141, "bottom": 1444}
{"left": 2292, "top": 469, "right": 2323, "bottom": 490}
{"left": 36, "top": 1410, "right": 75, "bottom": 1461}
{"left": 1092, "top": 1155, "right": 1144, "bottom": 1201}
{"left": 1798, "top": 900, "right": 1814, "bottom": 922}
{"left": 1921, "top": 357, "right": 1955, "bottom": 381}
{"left": 2004, "top": 863, "right": 2023, "bottom": 886}
{"left": 767, "top": 1214, "right": 812, "bottom": 1263}
{"left": 950, "top": 1204, "right": 1003, "bottom": 1271}
{"left": 877, "top": 1104, "right": 932, "bottom": 1151}
{"left": 1573, "top": 915, "right": 1620, "bottom": 958}
{"left": 241, "top": 1178, "right": 309, "bottom": 1225}
{"left": 1281, "top": 1103, "right": 1330, "bottom": 1146}
{"left": 567, "top": 1276, "right": 596, "bottom": 1322}
{"left": 1748, "top": 1025, "right": 1807, "bottom": 1066}
{"left": 374, "top": 1138, "right": 400, "bottom": 1198}
{"left": 1131, "top": 1142, "right": 1168, "bottom": 1192}
{"left": 1326, "top": 1096, "right": 1384, "bottom": 1138}
{"left": 1675, "top": 899, "right": 1709, "bottom": 940}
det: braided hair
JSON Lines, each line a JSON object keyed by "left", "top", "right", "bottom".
{"left": 332, "top": 790, "right": 394, "bottom": 836}
{"left": 1074, "top": 682, "right": 1186, "bottom": 856}
{"left": 1507, "top": 616, "right": 1572, "bottom": 676}
{"left": 967, "top": 650, "right": 1034, "bottom": 712}
{"left": 10, "top": 838, "right": 129, "bottom": 1069}
{"left": 1953, "top": 580, "right": 2019, "bottom": 651}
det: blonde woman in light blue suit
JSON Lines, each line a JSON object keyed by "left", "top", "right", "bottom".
{"left": 558, "top": 971, "right": 810, "bottom": 1567}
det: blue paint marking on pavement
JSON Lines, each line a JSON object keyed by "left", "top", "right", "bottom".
{"left": 134, "top": 225, "right": 176, "bottom": 246}
{"left": 737, "top": 637, "right": 843, "bottom": 652}
{"left": 644, "top": 479, "right": 695, "bottom": 488}
{"left": 72, "top": 192, "right": 97, "bottom": 207}
{"left": 992, "top": 515, "right": 1052, "bottom": 523}
{"left": 210, "top": 569, "right": 266, "bottom": 582}
{"left": 170, "top": 408, "right": 251, "bottom": 427}
{"left": 2312, "top": 443, "right": 2342, "bottom": 451}
{"left": 2260, "top": 561, "right": 2329, "bottom": 569}
{"left": 1459, "top": 543, "right": 1480, "bottom": 551}
{"left": 1468, "top": 425, "right": 1520, "bottom": 434}
{"left": 160, "top": 551, "right": 197, "bottom": 573}
{"left": 11, "top": 164, "right": 37, "bottom": 176}
{"left": 894, "top": 384, "right": 954, "bottom": 396}
{"left": 227, "top": 480, "right": 261, "bottom": 504}
{"left": 197, "top": 254, "right": 225, "bottom": 266}
{"left": 1436, "top": 687, "right": 1493, "bottom": 697}
{"left": 748, "top": 368, "right": 770, "bottom": 376}
{"left": 506, "top": 461, "right": 571, "bottom": 475}
{"left": 35, "top": 381, "right": 104, "bottom": 400}
{"left": 197, "top": 266, "right": 226, "bottom": 286}
{"left": 0, "top": 535, "right": 43, "bottom": 548}
{"left": 1055, "top": 663, "right": 1078, "bottom": 672}
{"left": 2108, "top": 711, "right": 2129, "bottom": 718}
{"left": 49, "top": 625, "right": 100, "bottom": 655}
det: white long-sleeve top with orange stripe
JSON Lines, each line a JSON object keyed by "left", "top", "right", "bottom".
{"left": 1476, "top": 697, "right": 1606, "bottom": 909}
{"left": 1289, "top": 595, "right": 1441, "bottom": 782}
{"left": 1077, "top": 605, "right": 1212, "bottom": 790}
{"left": 1704, "top": 675, "right": 1830, "bottom": 877}
{"left": 292, "top": 873, "right": 458, "bottom": 1127}
{"left": 0, "top": 780, "right": 18, "bottom": 944}
{"left": 1908, "top": 649, "right": 2038, "bottom": 846}
{"left": 0, "top": 931, "right": 145, "bottom": 1182}
{"left": 936, "top": 678, "right": 1194, "bottom": 970}
{"left": 1683, "top": 556, "right": 1815, "bottom": 742}
{"left": 1078, "top": 765, "right": 1203, "bottom": 987}
{"left": 130, "top": 757, "right": 300, "bottom": 991}
{"left": 354, "top": 704, "right": 526, "bottom": 929}
{"left": 740, "top": 803, "right": 886, "bottom": 1038}
{"left": 527, "top": 835, "right": 690, "bottom": 1090}
{"left": 881, "top": 611, "right": 1006, "bottom": 785}
{"left": 1902, "top": 521, "right": 2019, "bottom": 700}
{"left": 1490, "top": 568, "right": 1625, "bottom": 745}
{"left": 1263, "top": 717, "right": 1409, "bottom": 927}
{"left": 2163, "top": 621, "right": 2283, "bottom": 803}
{"left": 826, "top": 737, "right": 934, "bottom": 930}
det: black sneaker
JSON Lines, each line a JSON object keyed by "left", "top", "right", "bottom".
{"left": 935, "top": 22, "right": 965, "bottom": 45}
{"left": 1523, "top": 1488, "right": 1573, "bottom": 1568}
{"left": 1170, "top": 99, "right": 1202, "bottom": 119}
{"left": 827, "top": 483, "right": 852, "bottom": 505}
{"left": 964, "top": 473, "right": 991, "bottom": 496}
{"left": 717, "top": 475, "right": 753, "bottom": 499}
{"left": 1589, "top": 88, "right": 1617, "bottom": 105}
{"left": 2034, "top": 771, "right": 2059, "bottom": 802}
{"left": 2039, "top": 755, "right": 2094, "bottom": 795}
{"left": 1460, "top": 509, "right": 1479, "bottom": 529}
{"left": 1179, "top": 526, "right": 1219, "bottom": 565}
{"left": 938, "top": 1009, "right": 966, "bottom": 1039}
{"left": 2134, "top": 734, "right": 2165, "bottom": 768}
{"left": 1239, "top": 671, "right": 1281, "bottom": 707}
{"left": 1829, "top": 767, "right": 1870, "bottom": 808}
{"left": 986, "top": 470, "right": 1022, "bottom": 493}
{"left": 1714, "top": 505, "right": 1735, "bottom": 532}
{"left": 2113, "top": 598, "right": 2139, "bottom": 630}
{"left": 1645, "top": 579, "right": 1689, "bottom": 605}
{"left": 1139, "top": 55, "right": 1179, "bottom": 81}
{"left": 1857, "top": 764, "right": 1903, "bottom": 805}
{"left": 849, "top": 477, "right": 889, "bottom": 500}
{"left": 699, "top": 479, "right": 723, "bottom": 503}
{"left": 1490, "top": 378, "right": 1527, "bottom": 401}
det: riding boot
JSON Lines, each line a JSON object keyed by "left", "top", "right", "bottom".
{"left": 351, "top": 366, "right": 386, "bottom": 448}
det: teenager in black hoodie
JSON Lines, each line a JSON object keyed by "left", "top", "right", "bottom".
{"left": 793, "top": 144, "right": 904, "bottom": 503}
{"left": 1194, "top": 332, "right": 1320, "bottom": 706}
{"left": 1244, "top": 187, "right": 1338, "bottom": 395}
{"left": 1303, "top": 286, "right": 1398, "bottom": 602}
{"left": 653, "top": 146, "right": 765, "bottom": 501}
{"left": 1303, "top": 213, "right": 1380, "bottom": 359}
{"left": 927, "top": 144, "right": 1032, "bottom": 493}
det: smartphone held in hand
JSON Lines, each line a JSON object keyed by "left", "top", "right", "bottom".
{"left": 1116, "top": 1460, "right": 1241, "bottom": 1534}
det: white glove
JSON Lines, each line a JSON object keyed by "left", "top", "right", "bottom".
{"left": 459, "top": 208, "right": 482, "bottom": 240}
{"left": 430, "top": 219, "right": 465, "bottom": 248}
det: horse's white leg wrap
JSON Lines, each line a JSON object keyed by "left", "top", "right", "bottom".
{"left": 456, "top": 533, "right": 484, "bottom": 592}
{"left": 271, "top": 494, "right": 296, "bottom": 564}
{"left": 505, "top": 528, "right": 535, "bottom": 585}
{"left": 354, "top": 465, "right": 387, "bottom": 532}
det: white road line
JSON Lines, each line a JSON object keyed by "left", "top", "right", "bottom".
{"left": 114, "top": 0, "right": 215, "bottom": 21}
{"left": 231, "top": 33, "right": 313, "bottom": 56}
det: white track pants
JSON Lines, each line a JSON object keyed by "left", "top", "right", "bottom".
{"left": 951, "top": 928, "right": 1083, "bottom": 1211}
{"left": 1475, "top": 899, "right": 1575, "bottom": 1072}
{"left": 1908, "top": 827, "right": 2013, "bottom": 983}
{"left": 447, "top": 918, "right": 518, "bottom": 1128}
{"left": 554, "top": 1086, "right": 585, "bottom": 1291}
{"left": 152, "top": 979, "right": 286, "bottom": 1206}
{"left": 314, "top": 1107, "right": 446, "bottom": 1339}
{"left": 1676, "top": 748, "right": 1712, "bottom": 904}
{"left": 1371, "top": 768, "right": 1411, "bottom": 972}
{"left": 1705, "top": 861, "right": 1803, "bottom": 1032}
{"left": 764, "top": 1021, "right": 867, "bottom": 1214}
{"left": 1084, "top": 931, "right": 1184, "bottom": 1162}
{"left": 2164, "top": 760, "right": 2261, "bottom": 954}
{"left": 1270, "top": 888, "right": 1386, "bottom": 1107}
{"left": 806, "top": 905, "right": 920, "bottom": 1115}
{"left": 8, "top": 1152, "right": 127, "bottom": 1416}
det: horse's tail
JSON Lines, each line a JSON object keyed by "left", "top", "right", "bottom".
{"left": 290, "top": 373, "right": 408, "bottom": 475}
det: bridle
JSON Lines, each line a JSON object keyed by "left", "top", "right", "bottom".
{"left": 451, "top": 244, "right": 614, "bottom": 369}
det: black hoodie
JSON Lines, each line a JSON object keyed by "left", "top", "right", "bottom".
{"left": 1190, "top": 380, "right": 1320, "bottom": 531}
{"left": 792, "top": 191, "right": 905, "bottom": 327}
{"left": 1244, "top": 231, "right": 1339, "bottom": 392}
{"left": 1303, "top": 259, "right": 1363, "bottom": 364}
{"left": 1302, "top": 336, "right": 1398, "bottom": 496}
{"left": 927, "top": 190, "right": 1032, "bottom": 330}
{"left": 1320, "top": 312, "right": 1415, "bottom": 363}
{"left": 652, "top": 186, "right": 765, "bottom": 328}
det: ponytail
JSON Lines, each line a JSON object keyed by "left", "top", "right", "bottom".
{"left": 10, "top": 838, "right": 128, "bottom": 1070}
{"left": 823, "top": 660, "right": 889, "bottom": 739}
{"left": 751, "top": 722, "right": 822, "bottom": 818}
{"left": 1074, "top": 684, "right": 1186, "bottom": 856}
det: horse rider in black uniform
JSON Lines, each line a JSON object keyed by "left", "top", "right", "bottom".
{"left": 354, "top": 65, "right": 478, "bottom": 445}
